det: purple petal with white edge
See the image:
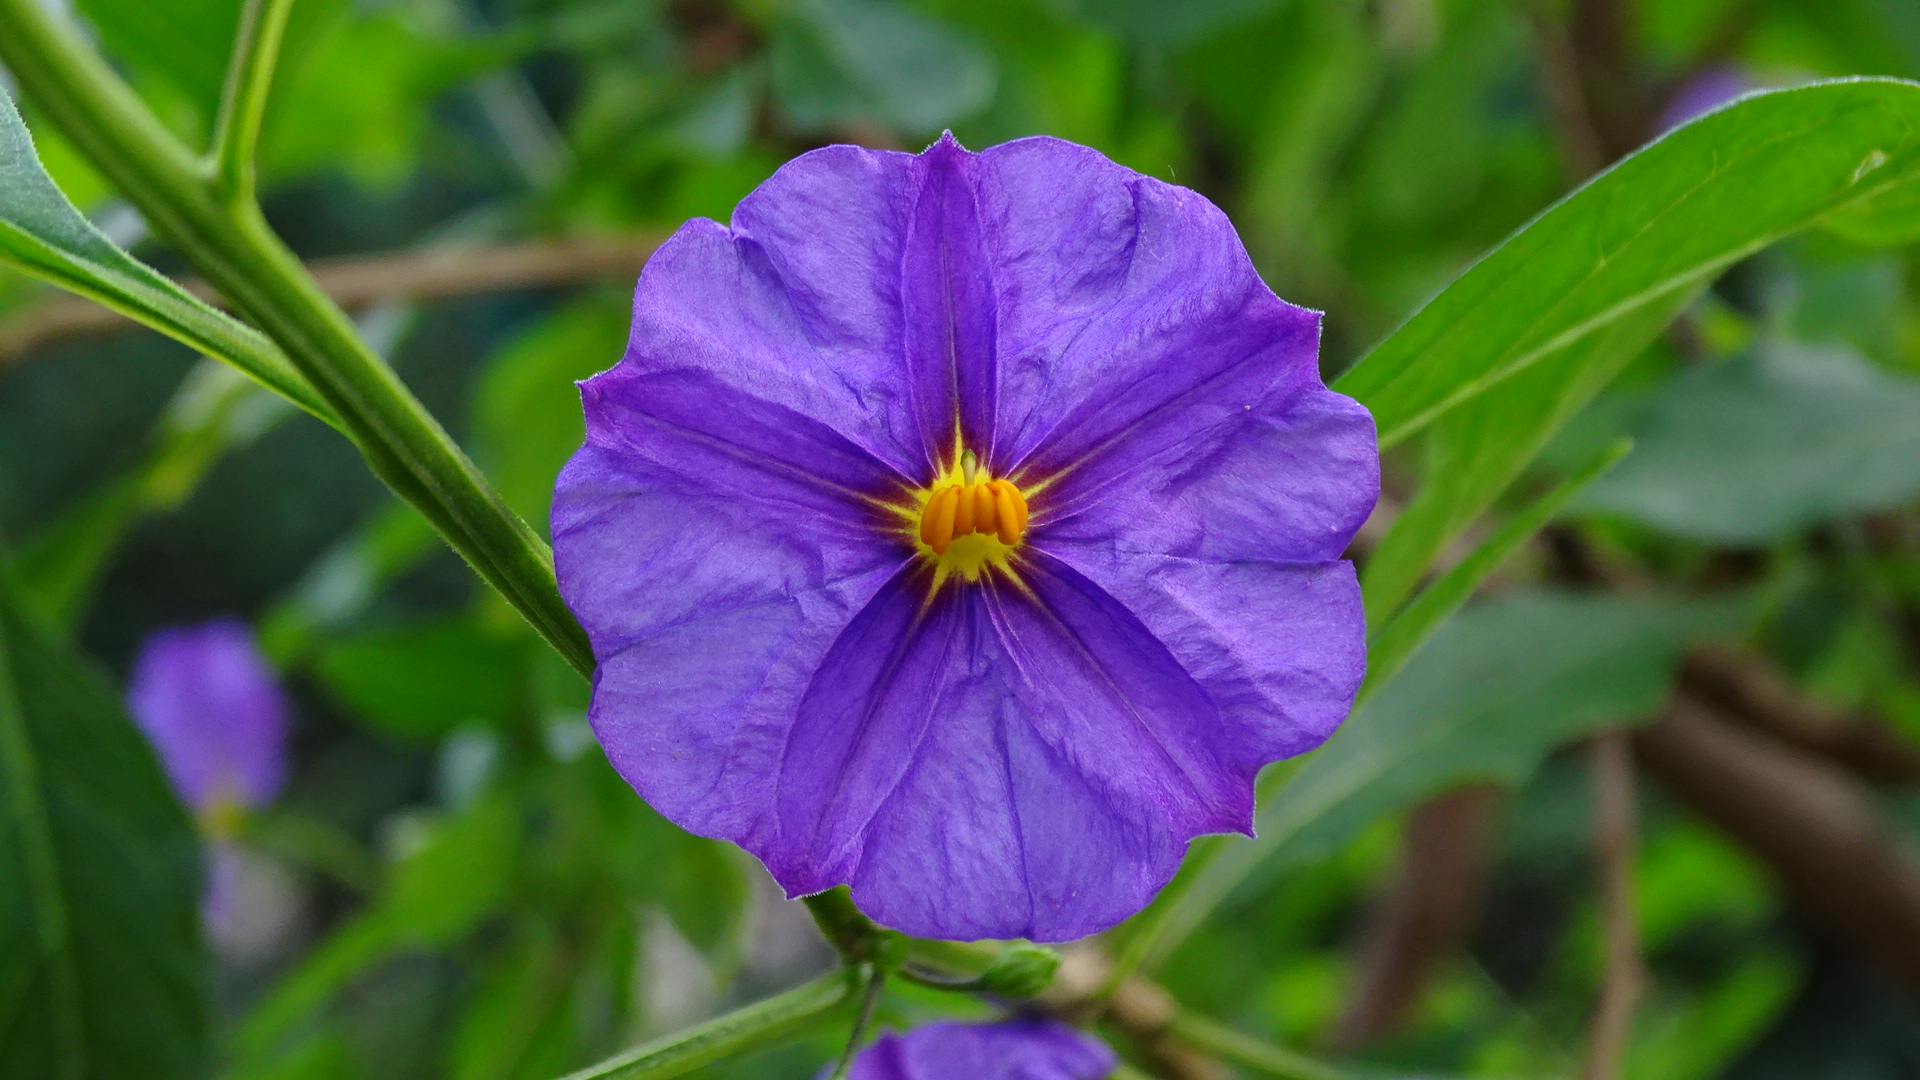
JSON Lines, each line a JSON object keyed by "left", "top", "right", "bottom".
{"left": 846, "top": 1019, "right": 1115, "bottom": 1080}
{"left": 766, "top": 551, "right": 1293, "bottom": 941}
{"left": 127, "top": 618, "right": 289, "bottom": 813}
{"left": 554, "top": 366, "right": 909, "bottom": 845}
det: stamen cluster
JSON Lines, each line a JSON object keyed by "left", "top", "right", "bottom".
{"left": 919, "top": 474, "right": 1029, "bottom": 554}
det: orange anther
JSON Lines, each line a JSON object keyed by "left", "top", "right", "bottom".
{"left": 974, "top": 484, "right": 997, "bottom": 534}
{"left": 923, "top": 485, "right": 959, "bottom": 554}
{"left": 992, "top": 481, "right": 1021, "bottom": 545}
{"left": 997, "top": 480, "right": 1029, "bottom": 536}
{"left": 953, "top": 482, "right": 976, "bottom": 536}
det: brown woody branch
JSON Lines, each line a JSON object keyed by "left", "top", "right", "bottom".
{"left": 1634, "top": 697, "right": 1920, "bottom": 996}
{"left": 1680, "top": 645, "right": 1920, "bottom": 786}
{"left": 1329, "top": 784, "right": 1503, "bottom": 1050}
{"left": 1044, "top": 947, "right": 1231, "bottom": 1080}
{"left": 1584, "top": 730, "right": 1645, "bottom": 1080}
{"left": 0, "top": 234, "right": 664, "bottom": 363}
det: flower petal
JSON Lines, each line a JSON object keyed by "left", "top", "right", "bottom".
{"left": 1036, "top": 379, "right": 1379, "bottom": 565}
{"left": 554, "top": 368, "right": 910, "bottom": 843}
{"left": 127, "top": 619, "right": 289, "bottom": 811}
{"left": 625, "top": 135, "right": 1005, "bottom": 479}
{"left": 848, "top": 1019, "right": 1115, "bottom": 1080}
{"left": 764, "top": 549, "right": 1319, "bottom": 941}
{"left": 956, "top": 136, "right": 1375, "bottom": 561}
{"left": 1040, "top": 542, "right": 1367, "bottom": 765}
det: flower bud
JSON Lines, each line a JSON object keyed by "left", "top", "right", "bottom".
{"left": 978, "top": 943, "right": 1061, "bottom": 999}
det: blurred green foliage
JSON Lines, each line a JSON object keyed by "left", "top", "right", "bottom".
{"left": 8, "top": 0, "right": 1920, "bottom": 1077}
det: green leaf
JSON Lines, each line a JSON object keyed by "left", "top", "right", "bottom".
{"left": 70, "top": 0, "right": 242, "bottom": 119}
{"left": 1360, "top": 289, "right": 1693, "bottom": 622}
{"left": 0, "top": 88, "right": 329, "bottom": 420}
{"left": 1823, "top": 176, "right": 1920, "bottom": 246}
{"left": 0, "top": 550, "right": 210, "bottom": 1079}
{"left": 660, "top": 833, "right": 753, "bottom": 967}
{"left": 1152, "top": 592, "right": 1746, "bottom": 957}
{"left": 449, "top": 921, "right": 601, "bottom": 1080}
{"left": 1334, "top": 77, "right": 1920, "bottom": 450}
{"left": 771, "top": 0, "right": 996, "bottom": 134}
{"left": 471, "top": 297, "right": 629, "bottom": 525}
{"left": 313, "top": 618, "right": 529, "bottom": 743}
{"left": 1057, "top": 0, "right": 1280, "bottom": 45}
{"left": 1579, "top": 342, "right": 1920, "bottom": 543}
{"left": 1362, "top": 437, "right": 1634, "bottom": 697}
{"left": 1281, "top": 591, "right": 1744, "bottom": 864}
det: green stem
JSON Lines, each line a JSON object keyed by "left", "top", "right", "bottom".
{"left": 803, "top": 888, "right": 903, "bottom": 967}
{"left": 1164, "top": 1013, "right": 1350, "bottom": 1080}
{"left": 555, "top": 971, "right": 858, "bottom": 1080}
{"left": 826, "top": 965, "right": 885, "bottom": 1080}
{"left": 208, "top": 0, "right": 296, "bottom": 206}
{"left": 0, "top": 0, "right": 595, "bottom": 677}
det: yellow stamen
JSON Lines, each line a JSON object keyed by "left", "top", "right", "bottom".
{"left": 974, "top": 484, "right": 997, "bottom": 534}
{"left": 991, "top": 480, "right": 1020, "bottom": 545}
{"left": 912, "top": 454, "right": 1032, "bottom": 581}
{"left": 922, "top": 485, "right": 960, "bottom": 554}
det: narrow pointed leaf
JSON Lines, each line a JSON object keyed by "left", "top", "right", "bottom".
{"left": 1334, "top": 78, "right": 1920, "bottom": 448}
{"left": 1361, "top": 436, "right": 1634, "bottom": 699}
{"left": 0, "top": 88, "right": 329, "bottom": 420}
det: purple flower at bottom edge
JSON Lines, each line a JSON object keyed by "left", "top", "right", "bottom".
{"left": 127, "top": 618, "right": 290, "bottom": 818}
{"left": 844, "top": 1019, "right": 1115, "bottom": 1080}
{"left": 552, "top": 133, "right": 1378, "bottom": 942}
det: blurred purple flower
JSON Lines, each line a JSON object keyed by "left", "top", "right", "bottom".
{"left": 1658, "top": 66, "right": 1752, "bottom": 132}
{"left": 553, "top": 133, "right": 1376, "bottom": 941}
{"left": 844, "top": 1019, "right": 1114, "bottom": 1080}
{"left": 127, "top": 618, "right": 290, "bottom": 822}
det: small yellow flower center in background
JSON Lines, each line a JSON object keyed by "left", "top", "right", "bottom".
{"left": 914, "top": 450, "right": 1030, "bottom": 582}
{"left": 198, "top": 792, "right": 248, "bottom": 842}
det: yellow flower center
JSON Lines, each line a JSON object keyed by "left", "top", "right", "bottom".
{"left": 913, "top": 450, "right": 1030, "bottom": 582}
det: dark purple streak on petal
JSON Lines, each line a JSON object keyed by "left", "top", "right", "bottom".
{"left": 1038, "top": 380, "right": 1379, "bottom": 565}
{"left": 1038, "top": 542, "right": 1367, "bottom": 766}
{"left": 971, "top": 138, "right": 1321, "bottom": 485}
{"left": 630, "top": 146, "right": 944, "bottom": 478}
{"left": 768, "top": 552, "right": 1257, "bottom": 942}
{"left": 902, "top": 133, "right": 998, "bottom": 461}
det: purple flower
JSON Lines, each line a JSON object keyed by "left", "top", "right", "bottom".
{"left": 844, "top": 1019, "right": 1115, "bottom": 1080}
{"left": 552, "top": 134, "right": 1376, "bottom": 941}
{"left": 1657, "top": 66, "right": 1752, "bottom": 133}
{"left": 127, "top": 618, "right": 290, "bottom": 825}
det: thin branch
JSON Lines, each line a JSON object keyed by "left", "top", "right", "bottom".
{"left": 1636, "top": 697, "right": 1920, "bottom": 996}
{"left": 1330, "top": 784, "right": 1503, "bottom": 1050}
{"left": 1679, "top": 645, "right": 1920, "bottom": 786}
{"left": 209, "top": 0, "right": 297, "bottom": 205}
{"left": 1584, "top": 729, "right": 1644, "bottom": 1080}
{"left": 0, "top": 235, "right": 663, "bottom": 363}
{"left": 554, "top": 971, "right": 856, "bottom": 1080}
{"left": 1526, "top": 4, "right": 1607, "bottom": 181}
{"left": 1166, "top": 1013, "right": 1350, "bottom": 1080}
{"left": 825, "top": 966, "right": 885, "bottom": 1080}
